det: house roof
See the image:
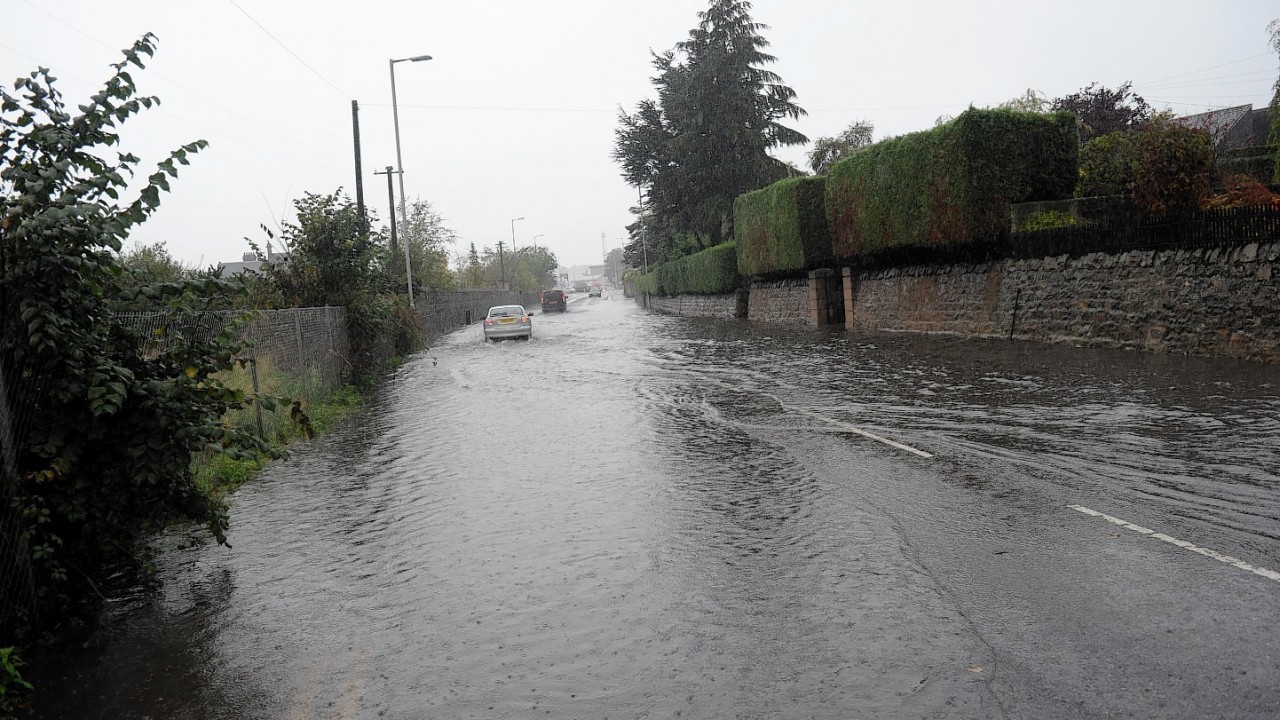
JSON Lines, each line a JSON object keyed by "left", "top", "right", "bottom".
{"left": 1171, "top": 104, "right": 1252, "bottom": 147}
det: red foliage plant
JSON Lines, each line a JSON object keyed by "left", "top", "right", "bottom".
{"left": 1201, "top": 174, "right": 1280, "bottom": 210}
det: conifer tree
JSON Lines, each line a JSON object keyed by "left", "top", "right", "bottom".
{"left": 615, "top": 0, "right": 806, "bottom": 262}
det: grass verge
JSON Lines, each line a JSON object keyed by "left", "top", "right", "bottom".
{"left": 192, "top": 381, "right": 366, "bottom": 497}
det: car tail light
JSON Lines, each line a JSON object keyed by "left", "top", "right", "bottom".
{"left": 483, "top": 318, "right": 493, "bottom": 326}
{"left": 520, "top": 316, "right": 529, "bottom": 323}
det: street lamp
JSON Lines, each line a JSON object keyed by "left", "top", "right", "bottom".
{"left": 532, "top": 234, "right": 544, "bottom": 251}
{"left": 510, "top": 217, "right": 524, "bottom": 291}
{"left": 389, "top": 53, "right": 432, "bottom": 307}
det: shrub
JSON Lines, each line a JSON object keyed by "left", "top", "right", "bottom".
{"left": 1200, "top": 174, "right": 1280, "bottom": 210}
{"left": 734, "top": 177, "right": 832, "bottom": 277}
{"left": 1078, "top": 131, "right": 1139, "bottom": 197}
{"left": 825, "top": 108, "right": 1078, "bottom": 259}
{"left": 1130, "top": 120, "right": 1213, "bottom": 215}
{"left": 1, "top": 37, "right": 283, "bottom": 643}
{"left": 1019, "top": 210, "right": 1080, "bottom": 232}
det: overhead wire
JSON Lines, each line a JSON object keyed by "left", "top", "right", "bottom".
{"left": 369, "top": 101, "right": 971, "bottom": 114}
{"left": 1135, "top": 52, "right": 1272, "bottom": 87}
{"left": 225, "top": 0, "right": 350, "bottom": 100}
{"left": 15, "top": 1, "right": 346, "bottom": 165}
{"left": 1141, "top": 68, "right": 1274, "bottom": 89}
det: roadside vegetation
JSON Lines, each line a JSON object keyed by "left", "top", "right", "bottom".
{"left": 0, "top": 35, "right": 284, "bottom": 709}
{"left": 619, "top": 4, "right": 1280, "bottom": 294}
{"left": 0, "top": 32, "right": 477, "bottom": 706}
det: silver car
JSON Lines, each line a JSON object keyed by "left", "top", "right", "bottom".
{"left": 482, "top": 304, "right": 533, "bottom": 341}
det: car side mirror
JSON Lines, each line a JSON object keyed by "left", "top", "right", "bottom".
{"left": 528, "top": 311, "right": 535, "bottom": 316}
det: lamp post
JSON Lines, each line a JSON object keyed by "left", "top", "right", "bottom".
{"left": 389, "top": 53, "right": 432, "bottom": 306}
{"left": 510, "top": 217, "right": 524, "bottom": 291}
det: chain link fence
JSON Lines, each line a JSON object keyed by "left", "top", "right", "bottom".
{"left": 114, "top": 307, "right": 349, "bottom": 439}
{"left": 0, "top": 307, "right": 349, "bottom": 642}
{"left": 0, "top": 352, "right": 45, "bottom": 644}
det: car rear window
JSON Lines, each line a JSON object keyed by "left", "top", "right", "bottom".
{"left": 489, "top": 306, "right": 523, "bottom": 317}
{"left": 544, "top": 290, "right": 563, "bottom": 299}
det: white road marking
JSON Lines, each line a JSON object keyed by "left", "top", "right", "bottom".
{"left": 698, "top": 377, "right": 933, "bottom": 459}
{"left": 1069, "top": 505, "right": 1280, "bottom": 584}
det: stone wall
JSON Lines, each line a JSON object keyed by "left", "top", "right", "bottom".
{"left": 850, "top": 264, "right": 1007, "bottom": 338}
{"left": 849, "top": 241, "right": 1280, "bottom": 363}
{"left": 748, "top": 279, "right": 813, "bottom": 325}
{"left": 645, "top": 293, "right": 740, "bottom": 319}
{"left": 634, "top": 240, "right": 1280, "bottom": 363}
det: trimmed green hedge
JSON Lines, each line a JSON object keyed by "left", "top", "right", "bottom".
{"left": 634, "top": 242, "right": 739, "bottom": 296}
{"left": 734, "top": 177, "right": 833, "bottom": 277}
{"left": 1215, "top": 144, "right": 1278, "bottom": 184}
{"left": 826, "top": 108, "right": 1078, "bottom": 259}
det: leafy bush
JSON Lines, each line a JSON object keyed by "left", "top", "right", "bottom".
{"left": 1, "top": 36, "right": 283, "bottom": 641}
{"left": 256, "top": 192, "right": 425, "bottom": 383}
{"left": 734, "top": 177, "right": 832, "bottom": 277}
{"left": 670, "top": 231, "right": 711, "bottom": 261}
{"left": 1019, "top": 210, "right": 1080, "bottom": 232}
{"left": 1200, "top": 174, "right": 1280, "bottom": 210}
{"left": 634, "top": 242, "right": 739, "bottom": 296}
{"left": 825, "top": 108, "right": 1078, "bottom": 259}
{"left": 0, "top": 647, "right": 32, "bottom": 718}
{"left": 1130, "top": 120, "right": 1213, "bottom": 215}
{"left": 1078, "top": 131, "right": 1139, "bottom": 197}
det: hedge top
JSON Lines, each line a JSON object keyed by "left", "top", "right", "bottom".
{"left": 825, "top": 108, "right": 1079, "bottom": 259}
{"left": 734, "top": 176, "right": 833, "bottom": 278}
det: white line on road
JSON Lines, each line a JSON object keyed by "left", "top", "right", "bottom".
{"left": 697, "top": 377, "right": 933, "bottom": 459}
{"left": 1069, "top": 504, "right": 1280, "bottom": 584}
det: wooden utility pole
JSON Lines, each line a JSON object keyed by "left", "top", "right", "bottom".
{"left": 497, "top": 241, "right": 507, "bottom": 288}
{"left": 351, "top": 100, "right": 366, "bottom": 228}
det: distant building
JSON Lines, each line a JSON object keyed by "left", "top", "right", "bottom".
{"left": 218, "top": 246, "right": 290, "bottom": 276}
{"left": 1171, "top": 104, "right": 1271, "bottom": 150}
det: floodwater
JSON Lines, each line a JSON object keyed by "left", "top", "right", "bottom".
{"left": 27, "top": 293, "right": 1280, "bottom": 719}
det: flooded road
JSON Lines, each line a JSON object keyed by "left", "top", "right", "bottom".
{"left": 29, "top": 293, "right": 1280, "bottom": 719}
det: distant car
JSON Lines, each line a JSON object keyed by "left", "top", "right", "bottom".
{"left": 482, "top": 304, "right": 532, "bottom": 341}
{"left": 540, "top": 289, "right": 567, "bottom": 313}
{"left": 588, "top": 286, "right": 602, "bottom": 297}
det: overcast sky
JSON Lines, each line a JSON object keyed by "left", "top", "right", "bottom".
{"left": 5, "top": 1, "right": 1278, "bottom": 269}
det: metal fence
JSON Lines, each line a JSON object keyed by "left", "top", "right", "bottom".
{"left": 0, "top": 353, "right": 45, "bottom": 644}
{"left": 0, "top": 306, "right": 349, "bottom": 642}
{"left": 1007, "top": 202, "right": 1280, "bottom": 259}
{"left": 114, "top": 307, "right": 349, "bottom": 438}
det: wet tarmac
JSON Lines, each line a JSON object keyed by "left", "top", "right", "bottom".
{"left": 26, "top": 293, "right": 1280, "bottom": 718}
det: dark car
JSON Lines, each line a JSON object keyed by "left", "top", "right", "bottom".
{"left": 588, "top": 286, "right": 602, "bottom": 298}
{"left": 540, "top": 289, "right": 567, "bottom": 312}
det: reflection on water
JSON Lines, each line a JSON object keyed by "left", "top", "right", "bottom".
{"left": 26, "top": 298, "right": 1278, "bottom": 719}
